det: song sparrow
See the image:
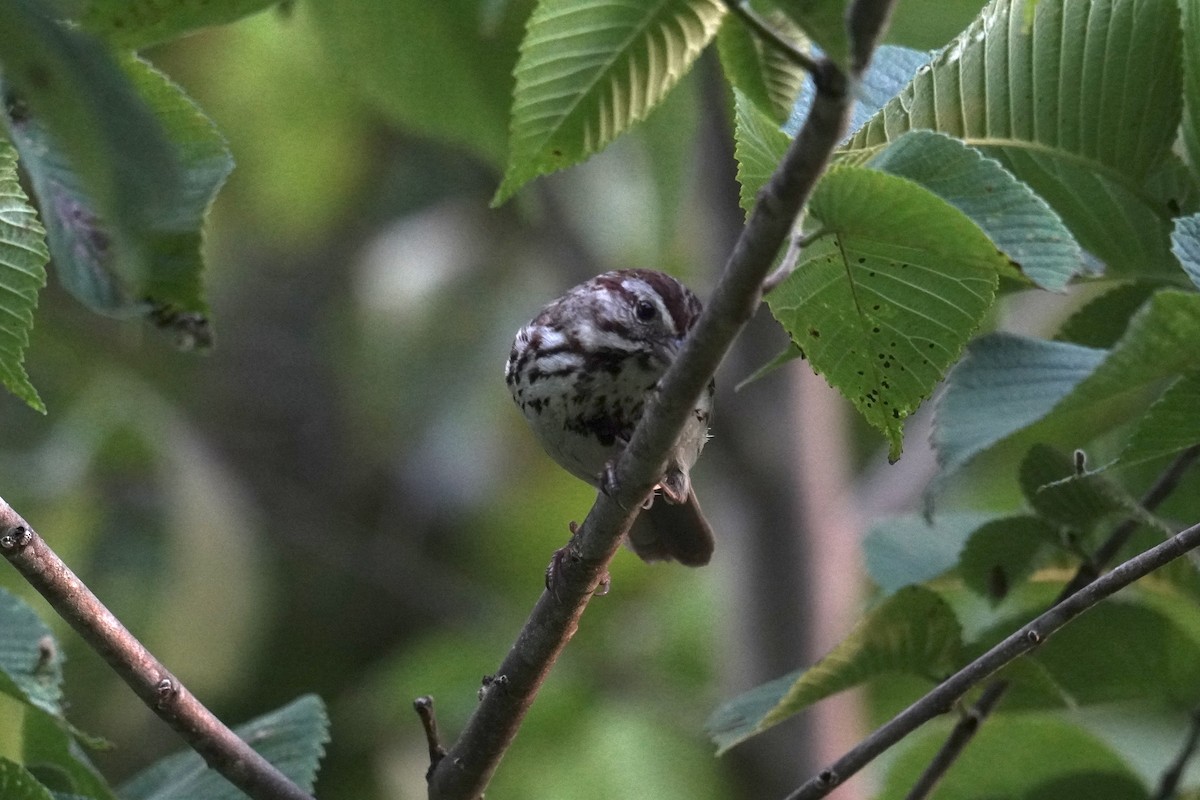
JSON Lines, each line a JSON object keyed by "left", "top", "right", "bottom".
{"left": 505, "top": 269, "right": 715, "bottom": 566}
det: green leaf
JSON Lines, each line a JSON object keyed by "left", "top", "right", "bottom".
{"left": 772, "top": 0, "right": 849, "bottom": 67}
{"left": 707, "top": 586, "right": 962, "bottom": 753}
{"left": 767, "top": 165, "right": 1003, "bottom": 460}
{"left": 848, "top": 0, "right": 1184, "bottom": 278}
{"left": 22, "top": 708, "right": 116, "bottom": 800}
{"left": 119, "top": 695, "right": 328, "bottom": 799}
{"left": 0, "top": 0, "right": 182, "bottom": 249}
{"left": 1019, "top": 444, "right": 1130, "bottom": 531}
{"left": 877, "top": 714, "right": 1147, "bottom": 800}
{"left": 717, "top": 6, "right": 808, "bottom": 124}
{"left": 0, "top": 141, "right": 47, "bottom": 412}
{"left": 78, "top": 0, "right": 278, "bottom": 50}
{"left": 0, "top": 759, "right": 55, "bottom": 800}
{"left": 1118, "top": 370, "right": 1200, "bottom": 467}
{"left": 733, "top": 89, "right": 791, "bottom": 216}
{"left": 1183, "top": 0, "right": 1200, "bottom": 178}
{"left": 307, "top": 0, "right": 526, "bottom": 167}
{"left": 1173, "top": 213, "right": 1200, "bottom": 290}
{"left": 863, "top": 511, "right": 993, "bottom": 594}
{"left": 931, "top": 333, "right": 1107, "bottom": 481}
{"left": 1055, "top": 282, "right": 1161, "bottom": 349}
{"left": 0, "top": 588, "right": 62, "bottom": 717}
{"left": 5, "top": 55, "right": 230, "bottom": 345}
{"left": 958, "top": 515, "right": 1060, "bottom": 603}
{"left": 493, "top": 0, "right": 726, "bottom": 204}
{"left": 867, "top": 130, "right": 1081, "bottom": 291}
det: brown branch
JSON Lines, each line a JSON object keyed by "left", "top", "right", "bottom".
{"left": 784, "top": 516, "right": 1200, "bottom": 800}
{"left": 0, "top": 501, "right": 314, "bottom": 800}
{"left": 425, "top": 3, "right": 899, "bottom": 798}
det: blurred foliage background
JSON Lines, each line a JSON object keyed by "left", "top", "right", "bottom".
{"left": 0, "top": 1, "right": 1096, "bottom": 798}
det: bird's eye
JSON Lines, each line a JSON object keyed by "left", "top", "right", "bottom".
{"left": 635, "top": 300, "right": 657, "bottom": 322}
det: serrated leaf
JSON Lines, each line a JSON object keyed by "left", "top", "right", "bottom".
{"left": 732, "top": 88, "right": 791, "bottom": 215}
{"left": 867, "top": 130, "right": 1081, "bottom": 291}
{"left": 494, "top": 0, "right": 726, "bottom": 204}
{"left": 5, "top": 55, "right": 230, "bottom": 346}
{"left": 717, "top": 6, "right": 808, "bottom": 123}
{"left": 848, "top": 0, "right": 1184, "bottom": 278}
{"left": 877, "top": 715, "right": 1147, "bottom": 800}
{"left": 1173, "top": 213, "right": 1200, "bottom": 290}
{"left": 0, "top": 588, "right": 63, "bottom": 717}
{"left": 307, "top": 0, "right": 526, "bottom": 167}
{"left": 863, "top": 511, "right": 993, "bottom": 594}
{"left": 767, "top": 165, "right": 1003, "bottom": 459}
{"left": 119, "top": 695, "right": 328, "bottom": 800}
{"left": 707, "top": 586, "right": 962, "bottom": 753}
{"left": 1055, "top": 282, "right": 1161, "bottom": 349}
{"left": 958, "top": 515, "right": 1060, "bottom": 603}
{"left": 932, "top": 333, "right": 1107, "bottom": 480}
{"left": 1118, "top": 371, "right": 1200, "bottom": 467}
{"left": 78, "top": 0, "right": 277, "bottom": 50}
{"left": 0, "top": 759, "right": 55, "bottom": 800}
{"left": 0, "top": 142, "right": 47, "bottom": 412}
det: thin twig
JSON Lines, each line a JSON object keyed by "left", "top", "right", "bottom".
{"left": 902, "top": 443, "right": 1200, "bottom": 795}
{"left": 1056, "top": 444, "right": 1200, "bottom": 603}
{"left": 425, "top": 4, "right": 897, "bottom": 798}
{"left": 762, "top": 229, "right": 823, "bottom": 294}
{"left": 783, "top": 516, "right": 1200, "bottom": 800}
{"left": 0, "top": 501, "right": 314, "bottom": 800}
{"left": 720, "top": 0, "right": 821, "bottom": 74}
{"left": 1154, "top": 706, "right": 1200, "bottom": 800}
{"left": 413, "top": 696, "right": 447, "bottom": 776}
{"left": 902, "top": 681, "right": 1008, "bottom": 800}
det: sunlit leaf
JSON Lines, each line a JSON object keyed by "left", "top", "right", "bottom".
{"left": 957, "top": 515, "right": 1059, "bottom": 603}
{"left": 767, "top": 164, "right": 1002, "bottom": 459}
{"left": 0, "top": 759, "right": 54, "bottom": 800}
{"left": 494, "top": 0, "right": 726, "bottom": 204}
{"left": 0, "top": 142, "right": 47, "bottom": 412}
{"left": 848, "top": 0, "right": 1184, "bottom": 278}
{"left": 707, "top": 586, "right": 961, "bottom": 753}
{"left": 718, "top": 5, "right": 808, "bottom": 123}
{"left": 732, "top": 89, "right": 791, "bottom": 215}
{"left": 867, "top": 130, "right": 1080, "bottom": 291}
{"left": 772, "top": 0, "right": 849, "bottom": 66}
{"left": 78, "top": 0, "right": 277, "bottom": 49}
{"left": 120, "top": 695, "right": 328, "bottom": 799}
{"left": 1118, "top": 371, "right": 1200, "bottom": 467}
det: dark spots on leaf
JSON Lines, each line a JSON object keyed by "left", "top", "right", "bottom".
{"left": 891, "top": 409, "right": 902, "bottom": 419}
{"left": 872, "top": 326, "right": 880, "bottom": 334}
{"left": 808, "top": 328, "right": 820, "bottom": 338}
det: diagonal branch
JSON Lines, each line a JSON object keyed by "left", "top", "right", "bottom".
{"left": 0, "top": 499, "right": 315, "bottom": 800}
{"left": 783, "top": 516, "right": 1200, "bottom": 800}
{"left": 425, "top": 3, "right": 899, "bottom": 798}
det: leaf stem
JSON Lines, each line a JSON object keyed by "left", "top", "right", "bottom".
{"left": 720, "top": 0, "right": 821, "bottom": 74}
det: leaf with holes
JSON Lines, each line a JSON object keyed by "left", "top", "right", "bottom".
{"left": 767, "top": 164, "right": 1004, "bottom": 460}
{"left": 494, "top": 0, "right": 726, "bottom": 204}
